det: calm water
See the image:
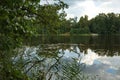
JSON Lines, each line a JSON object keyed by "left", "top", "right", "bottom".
{"left": 26, "top": 35, "right": 120, "bottom": 56}
{"left": 20, "top": 35, "right": 120, "bottom": 80}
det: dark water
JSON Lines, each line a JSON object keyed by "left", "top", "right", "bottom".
{"left": 26, "top": 35, "right": 120, "bottom": 56}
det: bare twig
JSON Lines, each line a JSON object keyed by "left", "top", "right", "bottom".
{"left": 45, "top": 54, "right": 64, "bottom": 76}
{"left": 24, "top": 58, "right": 45, "bottom": 74}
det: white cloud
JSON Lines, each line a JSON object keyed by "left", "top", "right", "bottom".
{"left": 78, "top": 0, "right": 98, "bottom": 19}
{"left": 66, "top": 13, "right": 75, "bottom": 19}
{"left": 65, "top": 0, "right": 120, "bottom": 20}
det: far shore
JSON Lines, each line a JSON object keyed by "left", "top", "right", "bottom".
{"left": 60, "top": 33, "right": 99, "bottom": 36}
{"left": 34, "top": 33, "right": 120, "bottom": 37}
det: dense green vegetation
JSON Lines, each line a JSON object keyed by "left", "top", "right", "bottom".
{"left": 59, "top": 13, "right": 120, "bottom": 35}
{"left": 89, "top": 13, "right": 120, "bottom": 34}
{"left": 0, "top": 0, "right": 68, "bottom": 79}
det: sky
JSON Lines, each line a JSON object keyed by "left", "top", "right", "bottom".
{"left": 41, "top": 0, "right": 120, "bottom": 20}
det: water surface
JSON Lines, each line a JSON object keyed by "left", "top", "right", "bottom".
{"left": 21, "top": 35, "right": 120, "bottom": 80}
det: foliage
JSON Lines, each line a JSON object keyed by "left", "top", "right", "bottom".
{"left": 0, "top": 0, "right": 68, "bottom": 79}
{"left": 60, "top": 13, "right": 120, "bottom": 35}
{"left": 88, "top": 13, "right": 120, "bottom": 34}
{"left": 35, "top": 1, "right": 68, "bottom": 34}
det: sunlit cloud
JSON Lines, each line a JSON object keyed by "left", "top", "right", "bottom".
{"left": 65, "top": 0, "right": 120, "bottom": 20}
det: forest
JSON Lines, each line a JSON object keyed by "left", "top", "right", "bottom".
{"left": 60, "top": 13, "right": 120, "bottom": 35}
{"left": 34, "top": 12, "right": 120, "bottom": 35}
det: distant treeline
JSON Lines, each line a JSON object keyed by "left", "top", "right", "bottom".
{"left": 59, "top": 13, "right": 120, "bottom": 34}
{"left": 51, "top": 13, "right": 120, "bottom": 35}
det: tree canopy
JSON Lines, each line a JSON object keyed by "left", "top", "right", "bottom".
{"left": 59, "top": 13, "right": 120, "bottom": 35}
{"left": 0, "top": 0, "right": 68, "bottom": 79}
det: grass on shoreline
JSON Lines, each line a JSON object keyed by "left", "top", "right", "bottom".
{"left": 60, "top": 33, "right": 99, "bottom": 36}
{"left": 35, "top": 33, "right": 120, "bottom": 37}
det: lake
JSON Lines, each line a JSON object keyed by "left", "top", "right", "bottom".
{"left": 17, "top": 35, "right": 120, "bottom": 80}
{"left": 25, "top": 35, "right": 120, "bottom": 56}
